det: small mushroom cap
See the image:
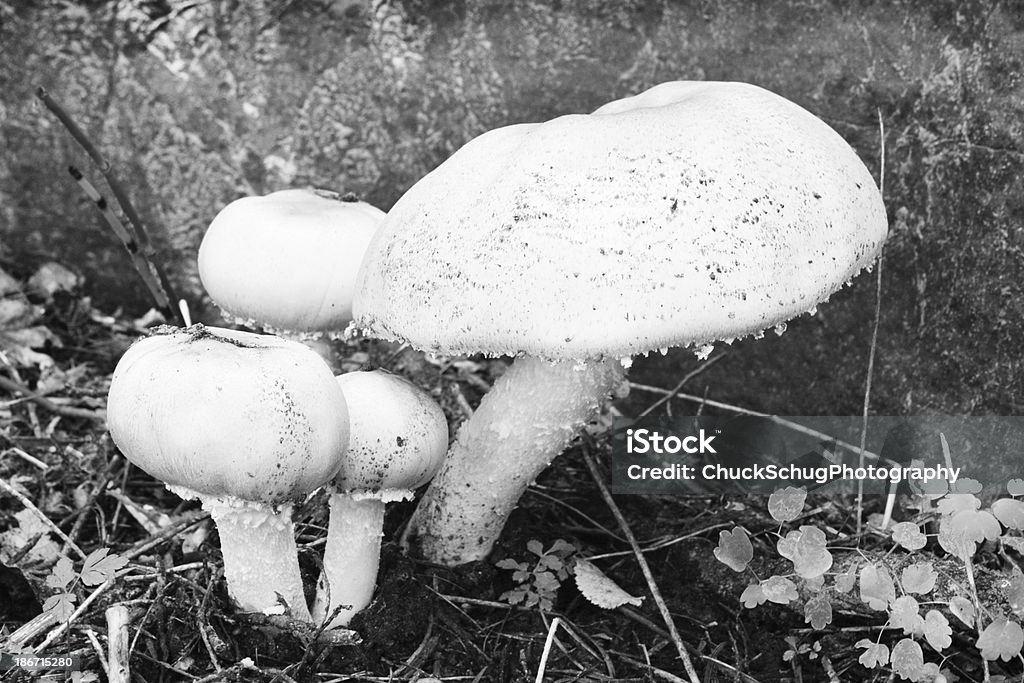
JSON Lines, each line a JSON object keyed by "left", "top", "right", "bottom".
{"left": 198, "top": 189, "right": 385, "bottom": 333}
{"left": 107, "top": 326, "right": 349, "bottom": 506}
{"left": 333, "top": 370, "right": 448, "bottom": 497}
{"left": 354, "top": 81, "right": 887, "bottom": 360}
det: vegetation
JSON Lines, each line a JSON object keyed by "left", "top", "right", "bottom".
{"left": 1, "top": 0, "right": 1023, "bottom": 681}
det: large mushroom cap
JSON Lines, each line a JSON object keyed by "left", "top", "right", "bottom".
{"left": 354, "top": 81, "right": 887, "bottom": 360}
{"left": 107, "top": 326, "right": 349, "bottom": 505}
{"left": 199, "top": 189, "right": 384, "bottom": 333}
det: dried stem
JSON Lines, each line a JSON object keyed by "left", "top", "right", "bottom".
{"left": 35, "top": 86, "right": 184, "bottom": 326}
{"left": 580, "top": 445, "right": 701, "bottom": 683}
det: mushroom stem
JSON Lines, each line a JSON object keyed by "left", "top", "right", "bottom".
{"left": 205, "top": 499, "right": 311, "bottom": 621}
{"left": 402, "top": 355, "right": 625, "bottom": 565}
{"left": 312, "top": 494, "right": 385, "bottom": 627}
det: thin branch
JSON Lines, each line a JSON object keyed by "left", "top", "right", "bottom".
{"left": 856, "top": 109, "right": 887, "bottom": 534}
{"left": 0, "top": 477, "right": 86, "bottom": 559}
{"left": 68, "top": 166, "right": 172, "bottom": 316}
{"left": 35, "top": 87, "right": 185, "bottom": 326}
{"left": 0, "top": 372, "right": 106, "bottom": 422}
{"left": 580, "top": 445, "right": 701, "bottom": 683}
{"left": 627, "top": 385, "right": 888, "bottom": 465}
{"left": 635, "top": 352, "right": 726, "bottom": 419}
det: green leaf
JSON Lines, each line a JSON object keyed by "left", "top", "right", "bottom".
{"left": 79, "top": 548, "right": 128, "bottom": 586}
{"left": 532, "top": 570, "right": 559, "bottom": 594}
{"left": 526, "top": 540, "right": 544, "bottom": 557}
{"left": 977, "top": 619, "right": 1024, "bottom": 661}
{"left": 537, "top": 554, "right": 563, "bottom": 572}
{"left": 889, "top": 595, "right": 924, "bottom": 636}
{"left": 761, "top": 576, "right": 798, "bottom": 605}
{"left": 42, "top": 592, "right": 76, "bottom": 621}
{"left": 496, "top": 558, "right": 523, "bottom": 571}
{"left": 889, "top": 638, "right": 925, "bottom": 680}
{"left": 46, "top": 556, "right": 76, "bottom": 590}
{"left": 901, "top": 562, "right": 938, "bottom": 595}
{"left": 804, "top": 595, "right": 832, "bottom": 630}
{"left": 1003, "top": 567, "right": 1024, "bottom": 617}
{"left": 952, "top": 477, "right": 983, "bottom": 494}
{"left": 937, "top": 517, "right": 977, "bottom": 560}
{"left": 779, "top": 526, "right": 832, "bottom": 579}
{"left": 948, "top": 596, "right": 975, "bottom": 628}
{"left": 768, "top": 487, "right": 806, "bottom": 523}
{"left": 740, "top": 583, "right": 766, "bottom": 609}
{"left": 936, "top": 494, "right": 980, "bottom": 517}
{"left": 923, "top": 610, "right": 952, "bottom": 651}
{"left": 713, "top": 526, "right": 753, "bottom": 573}
{"left": 859, "top": 563, "right": 895, "bottom": 611}
{"left": 891, "top": 521, "right": 927, "bottom": 551}
{"left": 856, "top": 639, "right": 889, "bottom": 668}
{"left": 548, "top": 539, "right": 576, "bottom": 558}
{"left": 992, "top": 498, "right": 1024, "bottom": 530}
{"left": 834, "top": 562, "right": 858, "bottom": 594}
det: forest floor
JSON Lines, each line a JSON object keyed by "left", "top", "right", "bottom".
{"left": 1, "top": 268, "right": 1022, "bottom": 683}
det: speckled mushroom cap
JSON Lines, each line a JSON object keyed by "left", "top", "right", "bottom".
{"left": 353, "top": 81, "right": 888, "bottom": 360}
{"left": 199, "top": 189, "right": 385, "bottom": 333}
{"left": 333, "top": 371, "right": 448, "bottom": 499}
{"left": 107, "top": 326, "right": 349, "bottom": 506}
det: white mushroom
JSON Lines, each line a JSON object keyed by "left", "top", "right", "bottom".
{"left": 312, "top": 370, "right": 447, "bottom": 628}
{"left": 106, "top": 325, "right": 349, "bottom": 619}
{"left": 198, "top": 189, "right": 385, "bottom": 334}
{"left": 353, "top": 81, "right": 889, "bottom": 565}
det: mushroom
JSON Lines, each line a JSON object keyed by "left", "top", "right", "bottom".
{"left": 197, "top": 188, "right": 385, "bottom": 334}
{"left": 352, "top": 81, "right": 888, "bottom": 566}
{"left": 106, "top": 325, "right": 349, "bottom": 619}
{"left": 312, "top": 370, "right": 447, "bottom": 628}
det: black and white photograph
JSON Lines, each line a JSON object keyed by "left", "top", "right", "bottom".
{"left": 1, "top": 0, "right": 1023, "bottom": 680}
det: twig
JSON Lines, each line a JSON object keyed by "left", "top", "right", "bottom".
{"left": 67, "top": 166, "right": 174, "bottom": 320}
{"left": 608, "top": 649, "right": 689, "bottom": 683}
{"left": 7, "top": 611, "right": 58, "bottom": 650}
{"left": 35, "top": 87, "right": 184, "bottom": 326}
{"left": 585, "top": 521, "right": 732, "bottom": 561}
{"left": 525, "top": 487, "right": 626, "bottom": 543}
{"left": 83, "top": 627, "right": 109, "bottom": 678}
{"left": 627, "top": 384, "right": 890, "bottom": 465}
{"left": 534, "top": 616, "right": 561, "bottom": 683}
{"left": 391, "top": 613, "right": 438, "bottom": 677}
{"left": 3, "top": 446, "right": 49, "bottom": 470}
{"left": 122, "top": 510, "right": 209, "bottom": 561}
{"left": 856, "top": 109, "right": 887, "bottom": 535}
{"left": 0, "top": 477, "right": 86, "bottom": 558}
{"left": 635, "top": 353, "right": 726, "bottom": 419}
{"left": 0, "top": 374, "right": 106, "bottom": 422}
{"left": 106, "top": 604, "right": 131, "bottom": 683}
{"left": 580, "top": 445, "right": 701, "bottom": 683}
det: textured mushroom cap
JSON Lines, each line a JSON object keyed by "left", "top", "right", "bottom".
{"left": 353, "top": 81, "right": 887, "bottom": 360}
{"left": 107, "top": 326, "right": 349, "bottom": 505}
{"left": 199, "top": 189, "right": 384, "bottom": 333}
{"left": 333, "top": 371, "right": 448, "bottom": 497}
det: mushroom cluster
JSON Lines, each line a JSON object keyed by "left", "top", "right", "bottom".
{"left": 107, "top": 325, "right": 349, "bottom": 620}
{"left": 109, "top": 79, "right": 887, "bottom": 627}
{"left": 109, "top": 188, "right": 444, "bottom": 627}
{"left": 353, "top": 80, "right": 889, "bottom": 565}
